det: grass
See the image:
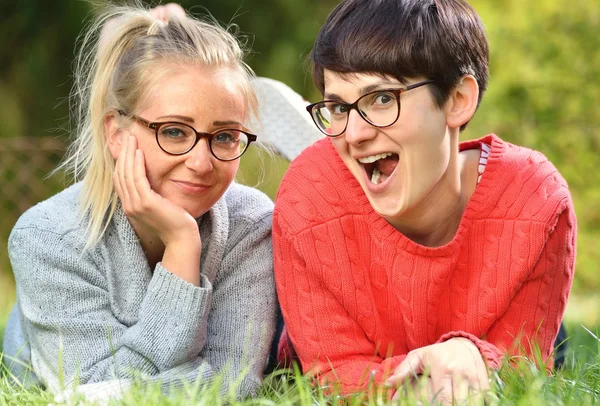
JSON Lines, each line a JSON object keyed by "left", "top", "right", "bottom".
{"left": 1, "top": 323, "right": 599, "bottom": 405}
{"left": 1, "top": 273, "right": 599, "bottom": 405}
{"left": 1, "top": 274, "right": 598, "bottom": 405}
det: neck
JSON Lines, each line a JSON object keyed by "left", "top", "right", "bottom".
{"left": 386, "top": 137, "right": 478, "bottom": 247}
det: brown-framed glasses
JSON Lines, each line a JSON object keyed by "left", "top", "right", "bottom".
{"left": 305, "top": 79, "right": 434, "bottom": 137}
{"left": 118, "top": 110, "right": 257, "bottom": 161}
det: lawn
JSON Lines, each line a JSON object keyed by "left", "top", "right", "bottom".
{"left": 1, "top": 301, "right": 599, "bottom": 405}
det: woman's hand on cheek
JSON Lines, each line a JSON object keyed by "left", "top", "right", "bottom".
{"left": 385, "top": 338, "right": 489, "bottom": 405}
{"left": 113, "top": 135, "right": 199, "bottom": 246}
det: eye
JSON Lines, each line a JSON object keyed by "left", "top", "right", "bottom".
{"left": 373, "top": 91, "right": 396, "bottom": 106}
{"left": 213, "top": 131, "right": 239, "bottom": 144}
{"left": 328, "top": 103, "right": 349, "bottom": 116}
{"left": 159, "top": 124, "right": 189, "bottom": 139}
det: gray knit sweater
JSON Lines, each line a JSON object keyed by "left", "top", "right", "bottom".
{"left": 3, "top": 181, "right": 276, "bottom": 398}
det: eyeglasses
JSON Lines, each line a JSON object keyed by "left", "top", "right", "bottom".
{"left": 118, "top": 111, "right": 257, "bottom": 161}
{"left": 305, "top": 79, "right": 434, "bottom": 137}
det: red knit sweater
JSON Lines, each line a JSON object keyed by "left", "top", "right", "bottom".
{"left": 273, "top": 134, "right": 576, "bottom": 393}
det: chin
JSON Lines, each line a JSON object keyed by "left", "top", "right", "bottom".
{"left": 173, "top": 198, "right": 211, "bottom": 220}
{"left": 185, "top": 205, "right": 211, "bottom": 220}
{"left": 366, "top": 194, "right": 406, "bottom": 219}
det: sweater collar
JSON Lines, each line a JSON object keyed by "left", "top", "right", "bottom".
{"left": 360, "top": 134, "right": 506, "bottom": 257}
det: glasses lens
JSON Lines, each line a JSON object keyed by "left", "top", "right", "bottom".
{"left": 312, "top": 103, "right": 347, "bottom": 136}
{"left": 357, "top": 90, "right": 399, "bottom": 127}
{"left": 156, "top": 123, "right": 196, "bottom": 154}
{"left": 210, "top": 130, "right": 249, "bottom": 160}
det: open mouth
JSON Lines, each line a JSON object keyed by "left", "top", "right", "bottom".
{"left": 358, "top": 152, "right": 400, "bottom": 185}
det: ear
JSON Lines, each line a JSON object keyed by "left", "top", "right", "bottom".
{"left": 444, "top": 75, "right": 479, "bottom": 130}
{"left": 104, "top": 112, "right": 123, "bottom": 160}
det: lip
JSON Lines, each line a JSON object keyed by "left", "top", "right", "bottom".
{"left": 171, "top": 180, "right": 212, "bottom": 194}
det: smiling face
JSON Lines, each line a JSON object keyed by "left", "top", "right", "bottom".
{"left": 324, "top": 70, "right": 454, "bottom": 224}
{"left": 113, "top": 64, "right": 246, "bottom": 219}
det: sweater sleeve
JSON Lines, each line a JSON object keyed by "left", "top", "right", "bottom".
{"left": 198, "top": 212, "right": 276, "bottom": 397}
{"left": 437, "top": 203, "right": 576, "bottom": 369}
{"left": 273, "top": 214, "right": 403, "bottom": 394}
{"left": 10, "top": 226, "right": 212, "bottom": 390}
{"left": 70, "top": 213, "right": 277, "bottom": 400}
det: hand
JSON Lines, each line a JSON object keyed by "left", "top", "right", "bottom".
{"left": 114, "top": 135, "right": 198, "bottom": 244}
{"left": 114, "top": 135, "right": 201, "bottom": 285}
{"left": 386, "top": 338, "right": 489, "bottom": 405}
{"left": 392, "top": 375, "right": 434, "bottom": 404}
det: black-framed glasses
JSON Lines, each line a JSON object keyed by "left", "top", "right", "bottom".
{"left": 118, "top": 110, "right": 257, "bottom": 161}
{"left": 306, "top": 79, "right": 434, "bottom": 137}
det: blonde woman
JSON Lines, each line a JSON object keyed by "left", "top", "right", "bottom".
{"left": 3, "top": 3, "right": 275, "bottom": 398}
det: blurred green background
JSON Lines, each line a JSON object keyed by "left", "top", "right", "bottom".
{"left": 0, "top": 0, "right": 598, "bottom": 331}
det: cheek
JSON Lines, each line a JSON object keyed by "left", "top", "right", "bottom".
{"left": 138, "top": 147, "right": 174, "bottom": 190}
{"left": 220, "top": 160, "right": 240, "bottom": 184}
{"left": 331, "top": 137, "right": 354, "bottom": 168}
{"left": 403, "top": 138, "right": 450, "bottom": 189}
{"left": 331, "top": 137, "right": 347, "bottom": 153}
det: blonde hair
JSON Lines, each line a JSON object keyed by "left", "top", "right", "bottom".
{"left": 58, "top": 3, "right": 258, "bottom": 249}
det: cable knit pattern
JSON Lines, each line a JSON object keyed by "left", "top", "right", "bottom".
{"left": 273, "top": 134, "right": 576, "bottom": 394}
{"left": 4, "top": 181, "right": 276, "bottom": 398}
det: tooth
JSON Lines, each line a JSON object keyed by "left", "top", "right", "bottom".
{"left": 371, "top": 167, "right": 381, "bottom": 185}
{"left": 358, "top": 152, "right": 393, "bottom": 164}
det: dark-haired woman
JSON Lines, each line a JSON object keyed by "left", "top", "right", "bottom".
{"left": 273, "top": 0, "right": 576, "bottom": 403}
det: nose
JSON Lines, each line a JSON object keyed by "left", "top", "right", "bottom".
{"left": 343, "top": 109, "right": 377, "bottom": 145}
{"left": 184, "top": 138, "right": 214, "bottom": 173}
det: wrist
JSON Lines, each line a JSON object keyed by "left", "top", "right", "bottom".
{"left": 162, "top": 223, "right": 201, "bottom": 247}
{"left": 162, "top": 236, "right": 202, "bottom": 286}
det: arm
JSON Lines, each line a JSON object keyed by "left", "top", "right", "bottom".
{"left": 273, "top": 215, "right": 403, "bottom": 394}
{"left": 386, "top": 204, "right": 577, "bottom": 404}
{"left": 437, "top": 204, "right": 576, "bottom": 368}
{"left": 199, "top": 212, "right": 276, "bottom": 397}
{"left": 63, "top": 212, "right": 275, "bottom": 400}
{"left": 10, "top": 226, "right": 211, "bottom": 391}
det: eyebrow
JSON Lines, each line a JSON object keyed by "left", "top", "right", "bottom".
{"left": 155, "top": 115, "right": 242, "bottom": 127}
{"left": 156, "top": 114, "right": 195, "bottom": 123}
{"left": 324, "top": 82, "right": 402, "bottom": 101}
{"left": 213, "top": 120, "right": 243, "bottom": 127}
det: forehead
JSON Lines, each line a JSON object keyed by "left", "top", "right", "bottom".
{"left": 323, "top": 69, "right": 402, "bottom": 99}
{"left": 139, "top": 63, "right": 247, "bottom": 122}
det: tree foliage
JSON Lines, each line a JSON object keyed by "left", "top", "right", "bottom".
{"left": 0, "top": 0, "right": 598, "bottom": 292}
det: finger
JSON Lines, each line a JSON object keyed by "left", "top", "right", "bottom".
{"left": 459, "top": 338, "right": 489, "bottom": 392}
{"left": 385, "top": 351, "right": 424, "bottom": 387}
{"left": 466, "top": 370, "right": 488, "bottom": 406}
{"left": 452, "top": 374, "right": 470, "bottom": 405}
{"left": 475, "top": 363, "right": 490, "bottom": 392}
{"left": 467, "top": 389, "right": 486, "bottom": 406}
{"left": 124, "top": 136, "right": 142, "bottom": 205}
{"left": 113, "top": 170, "right": 124, "bottom": 203}
{"left": 133, "top": 148, "right": 154, "bottom": 202}
{"left": 431, "top": 374, "right": 453, "bottom": 405}
{"left": 116, "top": 133, "right": 131, "bottom": 205}
{"left": 410, "top": 376, "right": 433, "bottom": 403}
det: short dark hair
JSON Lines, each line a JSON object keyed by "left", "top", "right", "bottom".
{"left": 311, "top": 0, "right": 489, "bottom": 130}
